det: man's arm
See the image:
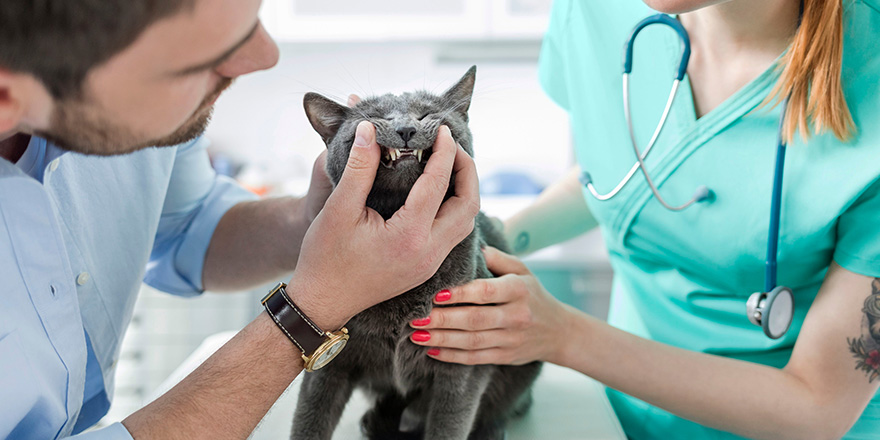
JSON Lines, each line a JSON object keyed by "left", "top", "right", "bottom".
{"left": 202, "top": 95, "right": 363, "bottom": 292}
{"left": 122, "top": 312, "right": 305, "bottom": 438}
{"left": 202, "top": 152, "right": 333, "bottom": 292}
{"left": 124, "top": 121, "right": 479, "bottom": 438}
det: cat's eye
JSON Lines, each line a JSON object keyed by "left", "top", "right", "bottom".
{"left": 418, "top": 112, "right": 432, "bottom": 121}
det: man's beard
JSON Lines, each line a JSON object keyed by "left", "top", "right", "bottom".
{"left": 36, "top": 77, "right": 233, "bottom": 156}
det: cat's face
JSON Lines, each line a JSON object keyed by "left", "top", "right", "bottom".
{"left": 304, "top": 66, "right": 476, "bottom": 195}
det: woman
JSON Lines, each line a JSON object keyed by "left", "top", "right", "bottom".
{"left": 407, "top": 0, "right": 880, "bottom": 438}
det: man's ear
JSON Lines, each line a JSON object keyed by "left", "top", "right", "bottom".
{"left": 0, "top": 69, "right": 27, "bottom": 133}
{"left": 303, "top": 93, "right": 350, "bottom": 145}
{"left": 0, "top": 69, "right": 51, "bottom": 134}
{"left": 440, "top": 65, "right": 476, "bottom": 118}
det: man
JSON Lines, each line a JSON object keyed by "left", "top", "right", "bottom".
{"left": 0, "top": 0, "right": 479, "bottom": 438}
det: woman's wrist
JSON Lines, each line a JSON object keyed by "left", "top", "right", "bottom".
{"left": 546, "top": 304, "right": 596, "bottom": 369}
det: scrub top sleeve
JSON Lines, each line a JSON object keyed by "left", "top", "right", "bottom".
{"left": 537, "top": 0, "right": 572, "bottom": 110}
{"left": 833, "top": 176, "right": 880, "bottom": 278}
{"left": 144, "top": 136, "right": 258, "bottom": 296}
{"left": 67, "top": 422, "right": 134, "bottom": 440}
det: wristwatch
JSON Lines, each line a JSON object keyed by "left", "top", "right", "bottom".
{"left": 261, "top": 282, "right": 349, "bottom": 371}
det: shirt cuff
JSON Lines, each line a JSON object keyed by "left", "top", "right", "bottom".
{"left": 144, "top": 175, "right": 258, "bottom": 296}
{"left": 833, "top": 249, "right": 880, "bottom": 278}
{"left": 69, "top": 422, "right": 134, "bottom": 440}
{"left": 173, "top": 175, "right": 258, "bottom": 293}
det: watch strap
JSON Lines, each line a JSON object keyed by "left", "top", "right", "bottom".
{"left": 262, "top": 283, "right": 326, "bottom": 356}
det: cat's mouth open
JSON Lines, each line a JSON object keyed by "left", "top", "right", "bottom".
{"left": 380, "top": 146, "right": 432, "bottom": 169}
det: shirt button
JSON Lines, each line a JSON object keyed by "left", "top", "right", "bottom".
{"left": 49, "top": 284, "right": 58, "bottom": 297}
{"left": 48, "top": 159, "right": 60, "bottom": 172}
{"left": 76, "top": 272, "right": 90, "bottom": 286}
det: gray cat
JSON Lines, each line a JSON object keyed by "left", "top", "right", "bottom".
{"left": 292, "top": 66, "right": 541, "bottom": 440}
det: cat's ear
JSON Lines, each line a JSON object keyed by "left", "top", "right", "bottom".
{"left": 441, "top": 65, "right": 476, "bottom": 117}
{"left": 303, "top": 92, "right": 350, "bottom": 144}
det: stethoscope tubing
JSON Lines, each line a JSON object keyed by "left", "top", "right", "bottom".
{"left": 583, "top": 76, "right": 680, "bottom": 201}
{"left": 766, "top": 98, "right": 789, "bottom": 293}
{"left": 581, "top": 13, "right": 794, "bottom": 338}
{"left": 624, "top": 75, "right": 701, "bottom": 211}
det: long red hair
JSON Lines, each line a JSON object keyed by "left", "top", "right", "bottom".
{"left": 764, "top": 0, "right": 855, "bottom": 143}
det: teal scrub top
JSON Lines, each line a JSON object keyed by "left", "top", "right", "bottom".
{"left": 538, "top": 0, "right": 880, "bottom": 438}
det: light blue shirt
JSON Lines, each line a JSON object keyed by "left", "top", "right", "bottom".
{"left": 0, "top": 135, "right": 257, "bottom": 438}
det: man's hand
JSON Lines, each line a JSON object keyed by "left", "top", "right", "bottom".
{"left": 301, "top": 151, "right": 333, "bottom": 223}
{"left": 288, "top": 120, "right": 480, "bottom": 330}
{"left": 301, "top": 94, "right": 362, "bottom": 224}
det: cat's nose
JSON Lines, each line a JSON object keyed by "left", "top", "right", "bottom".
{"left": 396, "top": 127, "right": 417, "bottom": 143}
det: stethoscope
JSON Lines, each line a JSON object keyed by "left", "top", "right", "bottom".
{"left": 578, "top": 14, "right": 794, "bottom": 339}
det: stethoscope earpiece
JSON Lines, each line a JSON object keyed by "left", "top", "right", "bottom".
{"left": 578, "top": 172, "right": 593, "bottom": 187}
{"left": 693, "top": 185, "right": 712, "bottom": 203}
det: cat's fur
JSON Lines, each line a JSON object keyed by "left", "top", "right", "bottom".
{"left": 293, "top": 66, "right": 541, "bottom": 440}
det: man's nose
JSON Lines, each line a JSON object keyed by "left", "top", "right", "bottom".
{"left": 215, "top": 22, "right": 280, "bottom": 78}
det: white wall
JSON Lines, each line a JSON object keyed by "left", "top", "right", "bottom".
{"left": 204, "top": 41, "right": 573, "bottom": 197}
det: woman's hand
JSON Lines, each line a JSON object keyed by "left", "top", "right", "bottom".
{"left": 409, "top": 246, "right": 575, "bottom": 365}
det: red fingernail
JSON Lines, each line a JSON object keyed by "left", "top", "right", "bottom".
{"left": 411, "top": 330, "right": 431, "bottom": 342}
{"left": 411, "top": 317, "right": 431, "bottom": 327}
{"left": 435, "top": 290, "right": 452, "bottom": 302}
{"left": 427, "top": 348, "right": 440, "bottom": 356}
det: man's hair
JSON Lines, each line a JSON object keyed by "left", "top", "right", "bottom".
{"left": 0, "top": 0, "right": 195, "bottom": 100}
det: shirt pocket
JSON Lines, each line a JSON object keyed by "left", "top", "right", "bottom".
{"left": 0, "top": 330, "right": 66, "bottom": 440}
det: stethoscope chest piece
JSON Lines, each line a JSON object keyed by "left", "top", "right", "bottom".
{"left": 587, "top": 12, "right": 796, "bottom": 340}
{"left": 746, "top": 286, "right": 794, "bottom": 339}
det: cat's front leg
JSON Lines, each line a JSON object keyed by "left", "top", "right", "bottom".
{"left": 423, "top": 365, "right": 492, "bottom": 440}
{"left": 290, "top": 366, "right": 355, "bottom": 440}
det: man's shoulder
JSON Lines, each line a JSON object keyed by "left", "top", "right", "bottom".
{"left": 0, "top": 156, "right": 28, "bottom": 179}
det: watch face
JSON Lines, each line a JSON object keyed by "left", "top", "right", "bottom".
{"left": 311, "top": 338, "right": 348, "bottom": 370}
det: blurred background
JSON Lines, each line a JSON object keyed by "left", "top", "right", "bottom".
{"left": 101, "top": 0, "right": 612, "bottom": 425}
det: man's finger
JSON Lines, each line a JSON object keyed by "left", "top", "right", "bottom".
{"left": 432, "top": 143, "right": 480, "bottom": 244}
{"left": 483, "top": 246, "right": 530, "bottom": 277}
{"left": 390, "top": 125, "right": 456, "bottom": 226}
{"left": 305, "top": 151, "right": 334, "bottom": 222}
{"left": 326, "top": 121, "right": 380, "bottom": 216}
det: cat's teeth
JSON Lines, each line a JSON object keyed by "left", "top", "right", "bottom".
{"left": 391, "top": 149, "right": 399, "bottom": 161}
{"left": 416, "top": 150, "right": 423, "bottom": 162}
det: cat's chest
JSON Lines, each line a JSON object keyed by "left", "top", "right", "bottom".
{"left": 350, "top": 294, "right": 431, "bottom": 340}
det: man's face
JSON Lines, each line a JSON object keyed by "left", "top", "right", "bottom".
{"left": 37, "top": 0, "right": 279, "bottom": 155}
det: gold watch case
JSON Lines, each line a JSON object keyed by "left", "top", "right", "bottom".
{"left": 303, "top": 328, "right": 349, "bottom": 372}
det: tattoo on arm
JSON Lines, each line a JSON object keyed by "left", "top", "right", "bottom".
{"left": 514, "top": 232, "right": 530, "bottom": 254}
{"left": 847, "top": 278, "right": 880, "bottom": 383}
